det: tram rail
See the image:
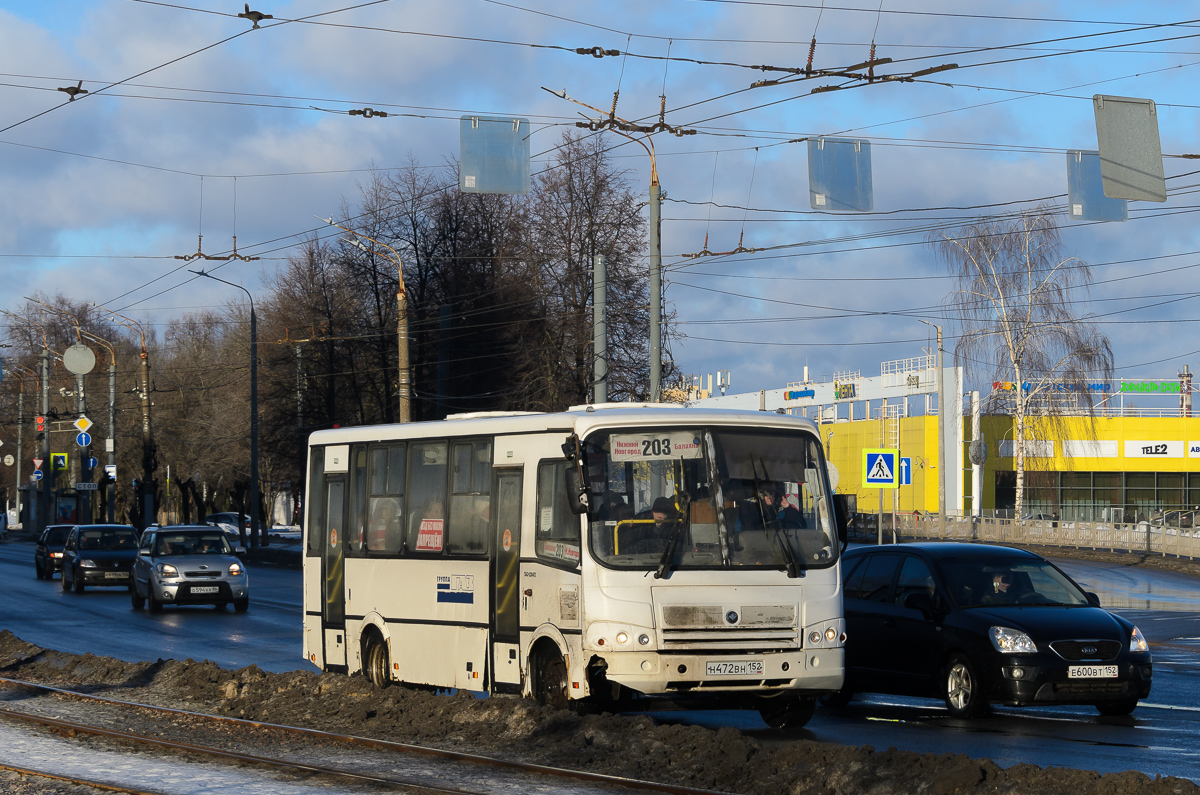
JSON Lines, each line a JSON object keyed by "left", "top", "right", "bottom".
{"left": 0, "top": 676, "right": 730, "bottom": 795}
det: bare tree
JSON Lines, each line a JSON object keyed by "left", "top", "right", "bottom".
{"left": 935, "top": 207, "right": 1113, "bottom": 520}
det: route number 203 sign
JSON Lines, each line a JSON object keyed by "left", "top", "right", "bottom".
{"left": 611, "top": 432, "right": 704, "bottom": 462}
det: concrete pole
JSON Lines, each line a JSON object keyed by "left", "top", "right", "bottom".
{"left": 107, "top": 361, "right": 115, "bottom": 523}
{"left": 398, "top": 291, "right": 411, "bottom": 423}
{"left": 649, "top": 183, "right": 662, "bottom": 402}
{"left": 936, "top": 325, "right": 946, "bottom": 531}
{"left": 15, "top": 389, "right": 22, "bottom": 527}
{"left": 249, "top": 305, "right": 262, "bottom": 546}
{"left": 593, "top": 253, "right": 608, "bottom": 404}
{"left": 971, "top": 390, "right": 982, "bottom": 519}
{"left": 40, "top": 348, "right": 49, "bottom": 535}
{"left": 140, "top": 352, "right": 154, "bottom": 530}
{"left": 78, "top": 373, "right": 90, "bottom": 522}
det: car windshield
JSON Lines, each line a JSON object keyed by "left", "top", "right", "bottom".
{"left": 939, "top": 557, "right": 1090, "bottom": 607}
{"left": 77, "top": 528, "right": 138, "bottom": 550}
{"left": 583, "top": 427, "right": 836, "bottom": 573}
{"left": 45, "top": 527, "right": 71, "bottom": 545}
{"left": 155, "top": 533, "right": 231, "bottom": 556}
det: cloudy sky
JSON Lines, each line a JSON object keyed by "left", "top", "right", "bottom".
{"left": 1, "top": 0, "right": 1197, "bottom": 398}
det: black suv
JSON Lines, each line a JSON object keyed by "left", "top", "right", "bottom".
{"left": 34, "top": 524, "right": 74, "bottom": 579}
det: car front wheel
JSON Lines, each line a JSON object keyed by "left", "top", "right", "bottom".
{"left": 73, "top": 573, "right": 85, "bottom": 593}
{"left": 147, "top": 590, "right": 163, "bottom": 613}
{"left": 62, "top": 568, "right": 71, "bottom": 592}
{"left": 234, "top": 597, "right": 249, "bottom": 612}
{"left": 943, "top": 653, "right": 988, "bottom": 718}
{"left": 35, "top": 561, "right": 45, "bottom": 580}
{"left": 130, "top": 583, "right": 145, "bottom": 610}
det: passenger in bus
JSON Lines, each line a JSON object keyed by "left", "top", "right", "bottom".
{"left": 764, "top": 487, "right": 806, "bottom": 530}
{"left": 368, "top": 498, "right": 401, "bottom": 551}
{"left": 626, "top": 496, "right": 682, "bottom": 553}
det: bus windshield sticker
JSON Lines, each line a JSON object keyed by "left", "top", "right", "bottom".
{"left": 540, "top": 507, "right": 553, "bottom": 532}
{"left": 611, "top": 432, "right": 703, "bottom": 462}
{"left": 416, "top": 518, "right": 444, "bottom": 551}
{"left": 542, "top": 540, "right": 580, "bottom": 563}
{"left": 436, "top": 574, "right": 474, "bottom": 604}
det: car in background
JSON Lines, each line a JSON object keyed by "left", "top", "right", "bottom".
{"left": 61, "top": 525, "right": 140, "bottom": 593}
{"left": 131, "top": 525, "right": 249, "bottom": 612}
{"left": 203, "top": 512, "right": 250, "bottom": 551}
{"left": 826, "top": 542, "right": 1152, "bottom": 717}
{"left": 34, "top": 524, "right": 75, "bottom": 579}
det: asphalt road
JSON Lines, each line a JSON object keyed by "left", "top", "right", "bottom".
{"left": 3, "top": 540, "right": 1199, "bottom": 780}
{"left": 1, "top": 540, "right": 315, "bottom": 673}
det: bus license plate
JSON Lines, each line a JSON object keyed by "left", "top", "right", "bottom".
{"left": 104, "top": 572, "right": 127, "bottom": 579}
{"left": 191, "top": 586, "right": 219, "bottom": 595}
{"left": 1068, "top": 665, "right": 1118, "bottom": 678}
{"left": 706, "top": 660, "right": 764, "bottom": 677}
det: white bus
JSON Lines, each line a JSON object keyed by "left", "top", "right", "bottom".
{"left": 302, "top": 404, "right": 847, "bottom": 727}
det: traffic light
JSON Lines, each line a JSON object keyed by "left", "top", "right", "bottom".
{"left": 35, "top": 415, "right": 45, "bottom": 441}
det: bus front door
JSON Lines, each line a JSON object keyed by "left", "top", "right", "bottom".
{"left": 491, "top": 469, "right": 523, "bottom": 691}
{"left": 321, "top": 477, "right": 348, "bottom": 669}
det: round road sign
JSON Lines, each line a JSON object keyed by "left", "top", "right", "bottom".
{"left": 32, "top": 470, "right": 43, "bottom": 481}
{"left": 63, "top": 342, "right": 97, "bottom": 375}
{"left": 2, "top": 455, "right": 12, "bottom": 467}
{"left": 77, "top": 431, "right": 92, "bottom": 447}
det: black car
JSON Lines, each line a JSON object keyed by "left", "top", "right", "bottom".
{"left": 34, "top": 524, "right": 74, "bottom": 579}
{"left": 61, "top": 524, "right": 140, "bottom": 593}
{"left": 829, "top": 542, "right": 1152, "bottom": 717}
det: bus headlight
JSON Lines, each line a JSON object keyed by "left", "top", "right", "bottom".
{"left": 824, "top": 627, "right": 838, "bottom": 642}
{"left": 808, "top": 631, "right": 822, "bottom": 644}
{"left": 638, "top": 634, "right": 650, "bottom": 646}
{"left": 616, "top": 632, "right": 629, "bottom": 645}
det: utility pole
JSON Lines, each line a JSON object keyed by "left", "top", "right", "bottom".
{"left": 593, "top": 253, "right": 608, "bottom": 404}
{"left": 98, "top": 306, "right": 156, "bottom": 530}
{"left": 40, "top": 347, "right": 49, "bottom": 535}
{"left": 917, "top": 321, "right": 946, "bottom": 530}
{"left": 649, "top": 185, "right": 662, "bottom": 401}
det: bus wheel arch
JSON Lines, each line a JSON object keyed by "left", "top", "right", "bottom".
{"left": 359, "top": 619, "right": 392, "bottom": 690}
{"left": 527, "top": 635, "right": 570, "bottom": 709}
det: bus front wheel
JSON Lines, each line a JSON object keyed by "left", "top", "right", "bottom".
{"left": 363, "top": 633, "right": 391, "bottom": 689}
{"left": 758, "top": 694, "right": 817, "bottom": 729}
{"left": 533, "top": 646, "right": 568, "bottom": 710}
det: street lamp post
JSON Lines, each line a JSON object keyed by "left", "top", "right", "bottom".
{"left": 97, "top": 305, "right": 155, "bottom": 531}
{"left": 189, "top": 270, "right": 262, "bottom": 547}
{"left": 918, "top": 320, "right": 946, "bottom": 531}
{"left": 81, "top": 330, "right": 117, "bottom": 522}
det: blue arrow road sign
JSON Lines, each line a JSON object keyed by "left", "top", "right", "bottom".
{"left": 899, "top": 457, "right": 912, "bottom": 486}
{"left": 32, "top": 469, "right": 42, "bottom": 481}
{"left": 89, "top": 457, "right": 98, "bottom": 469}
{"left": 76, "top": 431, "right": 91, "bottom": 447}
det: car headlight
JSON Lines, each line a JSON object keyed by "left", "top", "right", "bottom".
{"left": 157, "top": 563, "right": 179, "bottom": 577}
{"left": 990, "top": 626, "right": 1037, "bottom": 654}
{"left": 1131, "top": 626, "right": 1150, "bottom": 653}
{"left": 51, "top": 552, "right": 63, "bottom": 558}
{"left": 79, "top": 559, "right": 97, "bottom": 568}
{"left": 228, "top": 562, "right": 243, "bottom": 576}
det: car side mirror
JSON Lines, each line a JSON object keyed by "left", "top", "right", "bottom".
{"left": 1085, "top": 591, "right": 1101, "bottom": 607}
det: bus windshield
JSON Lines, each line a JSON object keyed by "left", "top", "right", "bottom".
{"left": 583, "top": 427, "right": 836, "bottom": 574}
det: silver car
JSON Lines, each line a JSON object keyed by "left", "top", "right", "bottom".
{"left": 130, "top": 526, "right": 249, "bottom": 612}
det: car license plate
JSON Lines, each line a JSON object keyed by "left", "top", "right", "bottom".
{"left": 104, "top": 571, "right": 127, "bottom": 579}
{"left": 191, "top": 586, "right": 219, "bottom": 594}
{"left": 706, "top": 660, "right": 764, "bottom": 677}
{"left": 1068, "top": 665, "right": 1118, "bottom": 678}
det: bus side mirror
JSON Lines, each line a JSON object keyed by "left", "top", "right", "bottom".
{"left": 564, "top": 467, "right": 589, "bottom": 515}
{"left": 832, "top": 494, "right": 852, "bottom": 544}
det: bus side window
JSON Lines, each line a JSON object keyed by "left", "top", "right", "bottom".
{"left": 407, "top": 442, "right": 448, "bottom": 553}
{"left": 348, "top": 446, "right": 368, "bottom": 555}
{"left": 366, "top": 444, "right": 406, "bottom": 554}
{"left": 448, "top": 440, "right": 492, "bottom": 555}
{"left": 535, "top": 460, "right": 581, "bottom": 568}
{"left": 305, "top": 448, "right": 326, "bottom": 556}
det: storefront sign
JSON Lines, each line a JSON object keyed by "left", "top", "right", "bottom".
{"left": 992, "top": 379, "right": 1183, "bottom": 394}
{"left": 833, "top": 381, "right": 856, "bottom": 401}
{"left": 1125, "top": 440, "right": 1184, "bottom": 458}
{"left": 785, "top": 389, "right": 815, "bottom": 400}
{"left": 1190, "top": 441, "right": 1200, "bottom": 458}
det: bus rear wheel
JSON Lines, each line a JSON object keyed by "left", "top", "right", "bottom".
{"left": 533, "top": 646, "right": 568, "bottom": 710}
{"left": 363, "top": 634, "right": 391, "bottom": 689}
{"left": 758, "top": 694, "right": 817, "bottom": 729}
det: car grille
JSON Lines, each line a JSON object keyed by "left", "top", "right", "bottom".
{"left": 1050, "top": 640, "right": 1122, "bottom": 662}
{"left": 1050, "top": 680, "right": 1131, "bottom": 697}
{"left": 184, "top": 571, "right": 222, "bottom": 578}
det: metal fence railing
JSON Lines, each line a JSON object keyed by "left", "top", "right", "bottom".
{"left": 849, "top": 513, "right": 1200, "bottom": 559}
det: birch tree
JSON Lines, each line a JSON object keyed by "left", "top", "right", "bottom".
{"left": 935, "top": 208, "right": 1113, "bottom": 520}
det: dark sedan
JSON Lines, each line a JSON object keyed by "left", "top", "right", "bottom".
{"left": 828, "top": 542, "right": 1152, "bottom": 717}
{"left": 34, "top": 524, "right": 74, "bottom": 579}
{"left": 61, "top": 525, "right": 140, "bottom": 593}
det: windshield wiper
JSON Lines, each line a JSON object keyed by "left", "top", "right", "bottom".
{"left": 655, "top": 467, "right": 691, "bottom": 579}
{"left": 772, "top": 527, "right": 802, "bottom": 578}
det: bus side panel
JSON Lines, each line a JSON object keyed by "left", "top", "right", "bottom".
{"left": 303, "top": 561, "right": 324, "bottom": 668}
{"left": 351, "top": 557, "right": 490, "bottom": 689}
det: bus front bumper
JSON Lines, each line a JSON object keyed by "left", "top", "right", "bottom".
{"left": 596, "top": 648, "right": 844, "bottom": 695}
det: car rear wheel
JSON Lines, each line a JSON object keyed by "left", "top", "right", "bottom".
{"left": 943, "top": 653, "right": 987, "bottom": 718}
{"left": 234, "top": 597, "right": 249, "bottom": 612}
{"left": 130, "top": 584, "right": 145, "bottom": 609}
{"left": 758, "top": 694, "right": 817, "bottom": 728}
{"left": 1096, "top": 698, "right": 1139, "bottom": 716}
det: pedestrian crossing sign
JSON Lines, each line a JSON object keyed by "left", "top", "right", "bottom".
{"left": 862, "top": 448, "right": 899, "bottom": 489}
